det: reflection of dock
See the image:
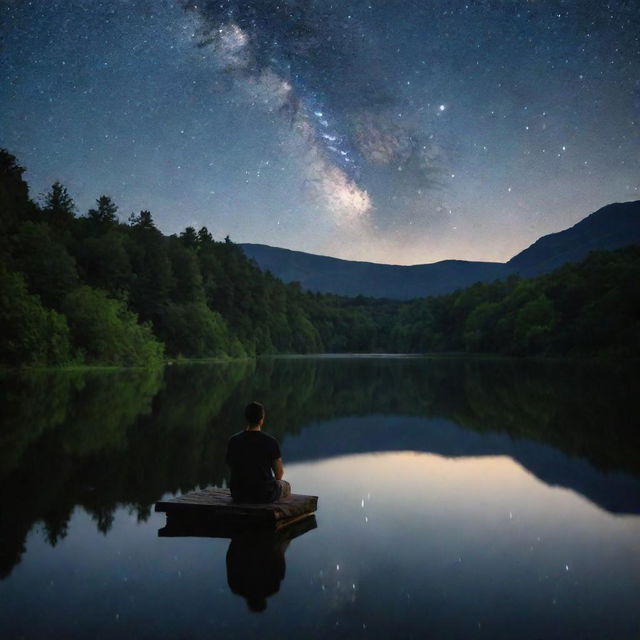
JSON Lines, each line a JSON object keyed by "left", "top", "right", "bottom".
{"left": 225, "top": 516, "right": 317, "bottom": 611}
{"left": 155, "top": 489, "right": 318, "bottom": 612}
{"left": 155, "top": 488, "right": 318, "bottom": 536}
{"left": 159, "top": 511, "right": 318, "bottom": 540}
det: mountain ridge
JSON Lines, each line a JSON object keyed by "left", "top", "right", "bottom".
{"left": 241, "top": 200, "right": 640, "bottom": 299}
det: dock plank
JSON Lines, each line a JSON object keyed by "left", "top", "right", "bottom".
{"left": 155, "top": 488, "right": 318, "bottom": 526}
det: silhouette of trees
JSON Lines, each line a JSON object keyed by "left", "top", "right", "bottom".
{"left": 0, "top": 148, "right": 638, "bottom": 366}
{"left": 42, "top": 181, "right": 76, "bottom": 231}
{"left": 87, "top": 195, "right": 119, "bottom": 226}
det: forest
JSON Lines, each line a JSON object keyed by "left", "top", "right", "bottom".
{"left": 1, "top": 148, "right": 638, "bottom": 366}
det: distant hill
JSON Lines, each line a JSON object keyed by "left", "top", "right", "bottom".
{"left": 506, "top": 200, "right": 640, "bottom": 276}
{"left": 239, "top": 245, "right": 508, "bottom": 299}
{"left": 241, "top": 200, "right": 640, "bottom": 299}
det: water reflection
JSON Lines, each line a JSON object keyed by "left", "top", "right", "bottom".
{"left": 0, "top": 357, "right": 638, "bottom": 581}
{"left": 157, "top": 509, "right": 318, "bottom": 613}
{"left": 1, "top": 357, "right": 639, "bottom": 638}
{"left": 289, "top": 452, "right": 640, "bottom": 639}
{"left": 226, "top": 516, "right": 317, "bottom": 612}
{"left": 227, "top": 532, "right": 286, "bottom": 612}
{"left": 284, "top": 415, "right": 640, "bottom": 514}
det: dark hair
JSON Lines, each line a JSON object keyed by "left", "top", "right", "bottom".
{"left": 245, "top": 401, "right": 265, "bottom": 426}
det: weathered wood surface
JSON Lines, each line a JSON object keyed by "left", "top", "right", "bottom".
{"left": 155, "top": 488, "right": 318, "bottom": 526}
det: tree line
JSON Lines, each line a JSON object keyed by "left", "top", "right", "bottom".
{"left": 1, "top": 148, "right": 638, "bottom": 366}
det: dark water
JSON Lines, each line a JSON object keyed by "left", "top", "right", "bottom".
{"left": 1, "top": 356, "right": 639, "bottom": 639}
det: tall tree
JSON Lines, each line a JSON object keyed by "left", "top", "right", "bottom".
{"left": 179, "top": 226, "right": 198, "bottom": 249}
{"left": 0, "top": 149, "right": 37, "bottom": 240}
{"left": 43, "top": 182, "right": 76, "bottom": 230}
{"left": 127, "top": 210, "right": 174, "bottom": 324}
{"left": 197, "top": 226, "right": 213, "bottom": 244}
{"left": 12, "top": 222, "right": 79, "bottom": 309}
{"left": 87, "top": 195, "right": 118, "bottom": 227}
{"left": 128, "top": 209, "right": 156, "bottom": 231}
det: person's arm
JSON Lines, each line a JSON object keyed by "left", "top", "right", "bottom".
{"left": 272, "top": 457, "right": 284, "bottom": 480}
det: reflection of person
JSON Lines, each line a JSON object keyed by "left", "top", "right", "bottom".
{"left": 225, "top": 516, "right": 317, "bottom": 612}
{"left": 226, "top": 532, "right": 289, "bottom": 612}
{"left": 225, "top": 401, "right": 291, "bottom": 503}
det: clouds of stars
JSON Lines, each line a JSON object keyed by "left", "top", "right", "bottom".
{"left": 1, "top": 0, "right": 638, "bottom": 263}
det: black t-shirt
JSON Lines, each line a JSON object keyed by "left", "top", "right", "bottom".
{"left": 225, "top": 430, "right": 281, "bottom": 503}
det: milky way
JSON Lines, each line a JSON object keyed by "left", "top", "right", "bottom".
{"left": 1, "top": 0, "right": 638, "bottom": 263}
{"left": 181, "top": 0, "right": 450, "bottom": 226}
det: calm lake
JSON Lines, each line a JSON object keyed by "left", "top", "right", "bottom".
{"left": 1, "top": 356, "right": 639, "bottom": 639}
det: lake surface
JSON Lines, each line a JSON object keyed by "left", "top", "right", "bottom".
{"left": 1, "top": 356, "right": 639, "bottom": 639}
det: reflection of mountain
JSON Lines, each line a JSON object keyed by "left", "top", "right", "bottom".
{"left": 282, "top": 416, "right": 640, "bottom": 515}
{"left": 241, "top": 200, "right": 640, "bottom": 298}
{"left": 1, "top": 356, "right": 638, "bottom": 579}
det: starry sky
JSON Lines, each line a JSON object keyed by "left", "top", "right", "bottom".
{"left": 1, "top": 0, "right": 638, "bottom": 264}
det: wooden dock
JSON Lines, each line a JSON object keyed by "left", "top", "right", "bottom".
{"left": 155, "top": 488, "right": 318, "bottom": 535}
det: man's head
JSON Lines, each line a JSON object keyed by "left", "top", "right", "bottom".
{"left": 245, "top": 401, "right": 265, "bottom": 428}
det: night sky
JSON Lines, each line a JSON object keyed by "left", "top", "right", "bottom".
{"left": 2, "top": 0, "right": 638, "bottom": 264}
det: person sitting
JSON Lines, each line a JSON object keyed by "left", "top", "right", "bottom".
{"left": 225, "top": 401, "right": 291, "bottom": 503}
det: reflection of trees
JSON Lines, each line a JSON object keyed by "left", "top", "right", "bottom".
{"left": 0, "top": 368, "right": 164, "bottom": 470}
{"left": 0, "top": 367, "right": 164, "bottom": 577}
{"left": 446, "top": 359, "right": 640, "bottom": 473}
{"left": 1, "top": 357, "right": 638, "bottom": 579}
{"left": 0, "top": 363, "right": 245, "bottom": 577}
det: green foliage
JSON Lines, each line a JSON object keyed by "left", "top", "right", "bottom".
{"left": 464, "top": 302, "right": 501, "bottom": 352}
{"left": 0, "top": 267, "right": 71, "bottom": 365}
{"left": 74, "top": 231, "right": 132, "bottom": 296}
{"left": 159, "top": 302, "right": 240, "bottom": 358}
{"left": 62, "top": 286, "right": 163, "bottom": 366}
{"left": 385, "top": 247, "right": 640, "bottom": 358}
{"left": 11, "top": 222, "right": 79, "bottom": 308}
{"left": 0, "top": 149, "right": 36, "bottom": 239}
{"left": 167, "top": 237, "right": 205, "bottom": 304}
{"left": 0, "top": 148, "right": 637, "bottom": 366}
{"left": 513, "top": 293, "right": 555, "bottom": 354}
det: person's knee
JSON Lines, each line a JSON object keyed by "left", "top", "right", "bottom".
{"left": 279, "top": 479, "right": 291, "bottom": 499}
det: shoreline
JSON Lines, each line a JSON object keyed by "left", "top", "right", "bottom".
{"left": 1, "top": 351, "right": 636, "bottom": 373}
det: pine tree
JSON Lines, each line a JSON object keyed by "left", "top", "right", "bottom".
{"left": 197, "top": 226, "right": 213, "bottom": 245}
{"left": 87, "top": 195, "right": 118, "bottom": 225}
{"left": 179, "top": 226, "right": 198, "bottom": 248}
{"left": 43, "top": 181, "right": 76, "bottom": 229}
{"left": 128, "top": 209, "right": 156, "bottom": 230}
{"left": 0, "top": 149, "right": 35, "bottom": 234}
